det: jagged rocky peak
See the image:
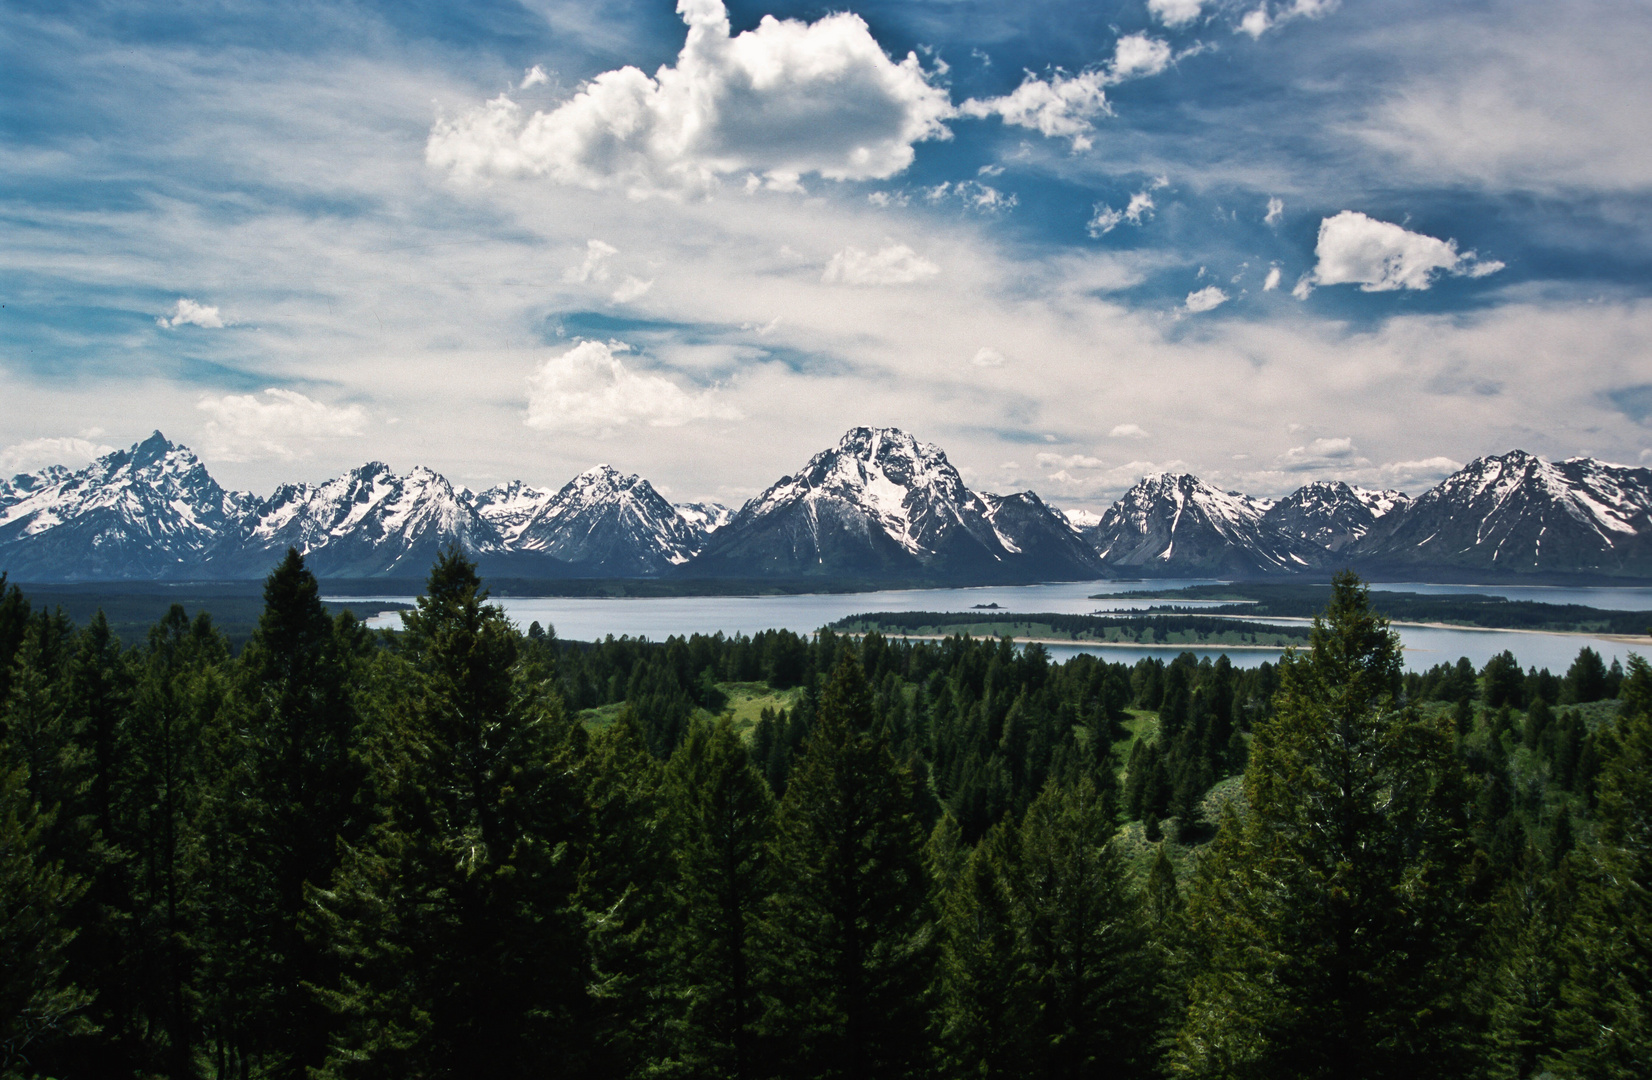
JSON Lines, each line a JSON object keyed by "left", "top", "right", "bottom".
{"left": 494, "top": 462, "right": 705, "bottom": 574}
{"left": 1111, "top": 471, "right": 1274, "bottom": 526}
{"left": 1082, "top": 470, "right": 1319, "bottom": 576}
{"left": 694, "top": 426, "right": 1104, "bottom": 581}
{"left": 1264, "top": 480, "right": 1410, "bottom": 551}
{"left": 746, "top": 426, "right": 974, "bottom": 550}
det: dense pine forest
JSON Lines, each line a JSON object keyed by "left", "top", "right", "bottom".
{"left": 2, "top": 551, "right": 1649, "bottom": 1079}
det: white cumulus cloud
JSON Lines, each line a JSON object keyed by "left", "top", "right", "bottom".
{"left": 1301, "top": 210, "right": 1504, "bottom": 295}
{"left": 960, "top": 70, "right": 1111, "bottom": 151}
{"left": 157, "top": 298, "right": 225, "bottom": 329}
{"left": 197, "top": 389, "right": 368, "bottom": 461}
{"left": 1238, "top": 0, "right": 1337, "bottom": 38}
{"left": 427, "top": 0, "right": 953, "bottom": 196}
{"left": 1110, "top": 34, "right": 1173, "bottom": 81}
{"left": 1185, "top": 285, "right": 1230, "bottom": 312}
{"left": 0, "top": 436, "right": 115, "bottom": 475}
{"left": 972, "top": 347, "right": 1006, "bottom": 367}
{"left": 1149, "top": 0, "right": 1205, "bottom": 28}
{"left": 1263, "top": 266, "right": 1282, "bottom": 291}
{"left": 822, "top": 243, "right": 940, "bottom": 286}
{"left": 1088, "top": 185, "right": 1158, "bottom": 236}
{"left": 1109, "top": 423, "right": 1150, "bottom": 439}
{"left": 525, "top": 340, "right": 737, "bottom": 434}
{"left": 519, "top": 65, "right": 549, "bottom": 89}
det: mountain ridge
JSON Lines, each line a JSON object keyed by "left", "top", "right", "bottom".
{"left": 1, "top": 433, "right": 1649, "bottom": 584}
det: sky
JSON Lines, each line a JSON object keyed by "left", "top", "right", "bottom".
{"left": 3, "top": 0, "right": 1650, "bottom": 512}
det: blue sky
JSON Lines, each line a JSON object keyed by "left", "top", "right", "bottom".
{"left": 2, "top": 0, "right": 1649, "bottom": 509}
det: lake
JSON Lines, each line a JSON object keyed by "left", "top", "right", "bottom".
{"left": 335, "top": 578, "right": 1652, "bottom": 674}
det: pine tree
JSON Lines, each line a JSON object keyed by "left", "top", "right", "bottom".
{"left": 1016, "top": 776, "right": 1159, "bottom": 1080}
{"left": 0, "top": 763, "right": 92, "bottom": 1076}
{"left": 1558, "top": 653, "right": 1652, "bottom": 1077}
{"left": 311, "top": 549, "right": 588, "bottom": 1079}
{"left": 660, "top": 715, "right": 777, "bottom": 1079}
{"left": 226, "top": 550, "right": 372, "bottom": 1076}
{"left": 1172, "top": 572, "right": 1479, "bottom": 1080}
{"left": 935, "top": 820, "right": 1033, "bottom": 1080}
{"left": 761, "top": 650, "right": 936, "bottom": 1080}
{"left": 1482, "top": 845, "right": 1573, "bottom": 1079}
{"left": 579, "top": 712, "right": 671, "bottom": 1078}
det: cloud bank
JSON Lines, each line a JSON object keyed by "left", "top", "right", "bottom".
{"left": 197, "top": 389, "right": 367, "bottom": 461}
{"left": 822, "top": 243, "right": 940, "bottom": 286}
{"left": 525, "top": 340, "right": 737, "bottom": 434}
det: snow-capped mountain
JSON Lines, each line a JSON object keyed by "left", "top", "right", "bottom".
{"left": 1076, "top": 472, "right": 1321, "bottom": 577}
{"left": 471, "top": 465, "right": 705, "bottom": 576}
{"left": 1262, "top": 481, "right": 1410, "bottom": 552}
{"left": 0, "top": 432, "right": 254, "bottom": 581}
{"left": 3, "top": 432, "right": 1648, "bottom": 584}
{"left": 692, "top": 427, "right": 1103, "bottom": 581}
{"left": 1350, "top": 451, "right": 1652, "bottom": 577}
{"left": 675, "top": 501, "right": 735, "bottom": 534}
{"left": 220, "top": 462, "right": 510, "bottom": 579}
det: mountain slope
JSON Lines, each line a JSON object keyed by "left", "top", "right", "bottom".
{"left": 691, "top": 427, "right": 1103, "bottom": 581}
{"left": 1078, "top": 472, "right": 1321, "bottom": 577}
{"left": 0, "top": 433, "right": 253, "bottom": 581}
{"left": 1350, "top": 451, "right": 1652, "bottom": 577}
{"left": 473, "top": 465, "right": 705, "bottom": 575}
{"left": 1263, "top": 481, "right": 1410, "bottom": 552}
{"left": 220, "top": 462, "right": 511, "bottom": 579}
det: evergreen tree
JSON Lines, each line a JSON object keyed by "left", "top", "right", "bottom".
{"left": 661, "top": 716, "right": 777, "bottom": 1079}
{"left": 311, "top": 549, "right": 588, "bottom": 1079}
{"left": 226, "top": 550, "right": 372, "bottom": 1076}
{"left": 761, "top": 651, "right": 936, "bottom": 1080}
{"left": 1017, "top": 776, "right": 1160, "bottom": 1080}
{"left": 935, "top": 820, "right": 1033, "bottom": 1080}
{"left": 579, "top": 712, "right": 671, "bottom": 1078}
{"left": 1172, "top": 573, "right": 1479, "bottom": 1080}
{"left": 0, "top": 763, "right": 92, "bottom": 1077}
{"left": 1558, "top": 654, "right": 1652, "bottom": 1077}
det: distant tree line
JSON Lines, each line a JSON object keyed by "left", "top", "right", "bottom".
{"left": 1, "top": 555, "right": 1649, "bottom": 1079}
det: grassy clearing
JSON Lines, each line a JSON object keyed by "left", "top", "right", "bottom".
{"left": 719, "top": 682, "right": 802, "bottom": 740}
{"left": 576, "top": 681, "right": 802, "bottom": 739}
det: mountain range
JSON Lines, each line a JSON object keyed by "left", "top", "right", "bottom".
{"left": 1, "top": 429, "right": 1648, "bottom": 584}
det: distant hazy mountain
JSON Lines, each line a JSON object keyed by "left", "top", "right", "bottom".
{"left": 1, "top": 433, "right": 1648, "bottom": 584}
{"left": 691, "top": 427, "right": 1104, "bottom": 582}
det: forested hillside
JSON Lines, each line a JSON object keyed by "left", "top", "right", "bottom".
{"left": 2, "top": 554, "right": 1649, "bottom": 1079}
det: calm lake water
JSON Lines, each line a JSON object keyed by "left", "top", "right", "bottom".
{"left": 335, "top": 578, "right": 1652, "bottom": 675}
